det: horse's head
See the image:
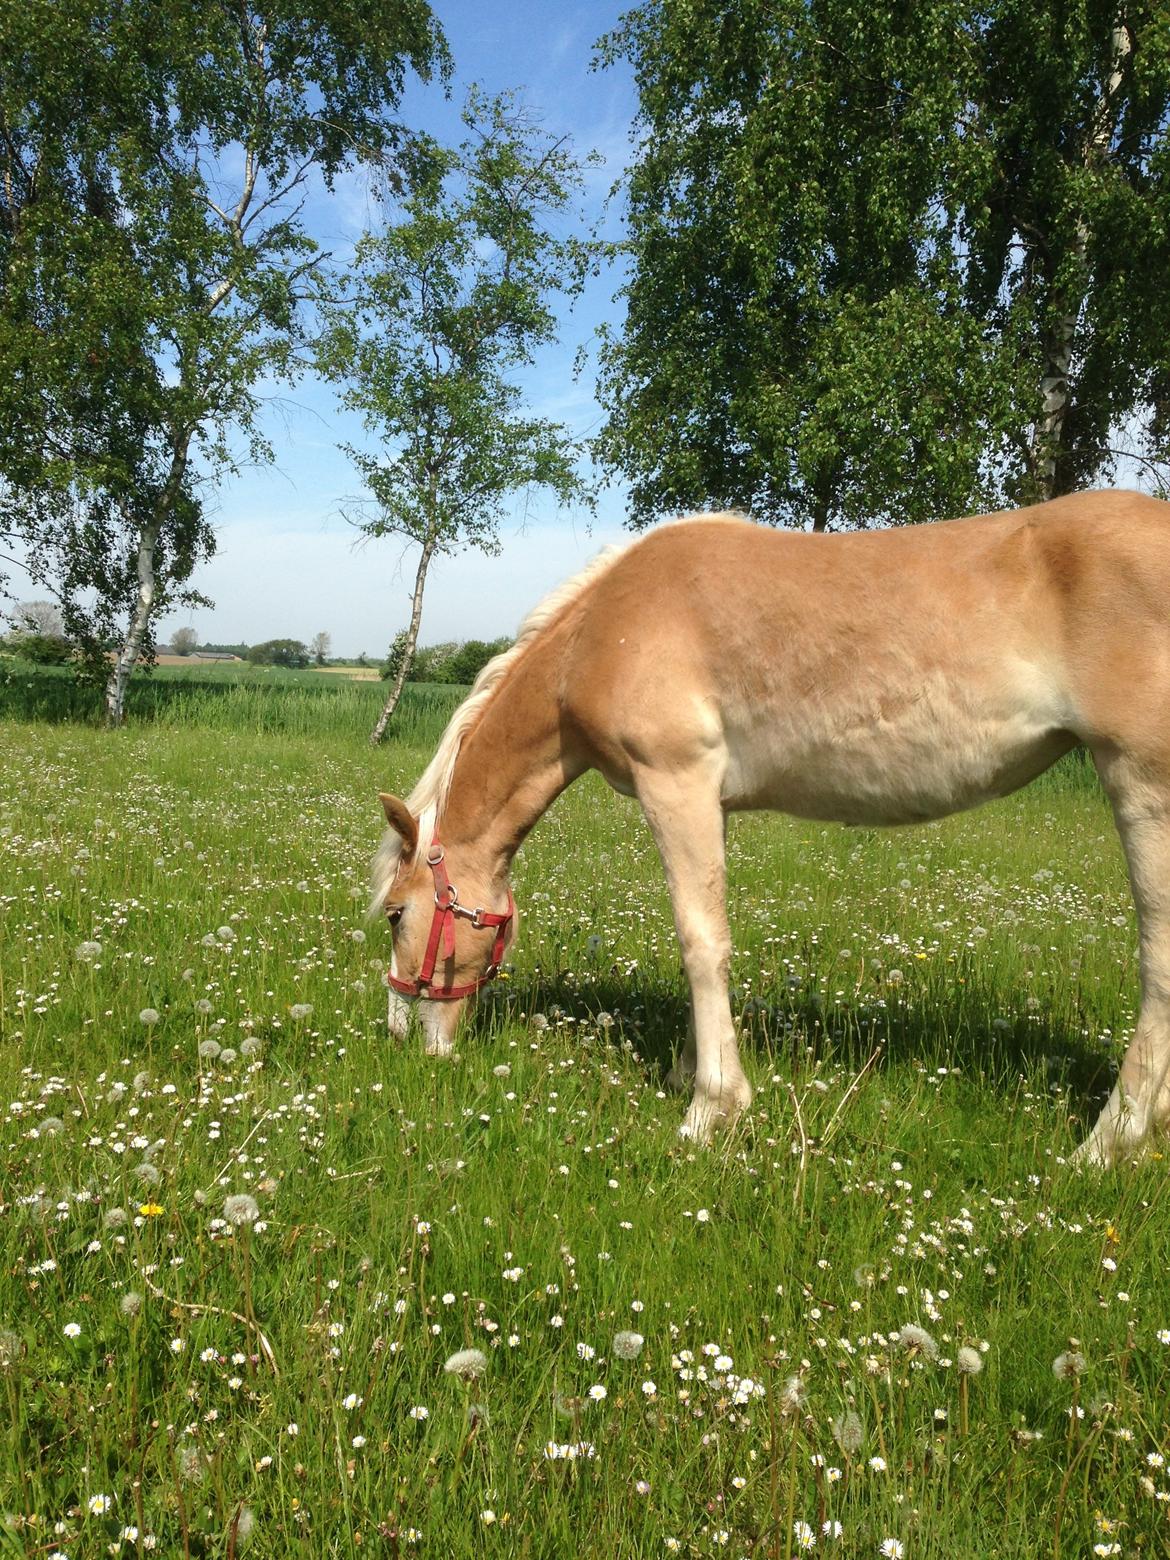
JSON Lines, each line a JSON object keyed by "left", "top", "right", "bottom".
{"left": 376, "top": 793, "right": 515, "bottom": 1056}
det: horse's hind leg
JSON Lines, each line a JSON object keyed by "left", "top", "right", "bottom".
{"left": 1078, "top": 752, "right": 1170, "bottom": 1166}
{"left": 634, "top": 762, "right": 751, "bottom": 1140}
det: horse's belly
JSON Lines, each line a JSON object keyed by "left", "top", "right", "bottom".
{"left": 721, "top": 671, "right": 1075, "bottom": 825}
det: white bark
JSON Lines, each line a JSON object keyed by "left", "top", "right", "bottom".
{"left": 1031, "top": 21, "right": 1132, "bottom": 500}
{"left": 105, "top": 518, "right": 160, "bottom": 726}
{"left": 370, "top": 536, "right": 436, "bottom": 745}
{"left": 104, "top": 435, "right": 191, "bottom": 726}
{"left": 1035, "top": 305, "right": 1079, "bottom": 500}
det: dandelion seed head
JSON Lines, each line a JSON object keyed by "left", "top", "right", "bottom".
{"left": 120, "top": 1291, "right": 143, "bottom": 1318}
{"left": 896, "top": 1323, "right": 939, "bottom": 1362}
{"left": 223, "top": 1193, "right": 260, "bottom": 1227}
{"left": 612, "top": 1330, "right": 644, "bottom": 1360}
{"left": 443, "top": 1347, "right": 488, "bottom": 1380}
{"left": 832, "top": 1409, "right": 864, "bottom": 1453}
{"left": 234, "top": 1505, "right": 255, "bottom": 1548}
{"left": 1053, "top": 1349, "right": 1086, "bottom": 1380}
{"left": 957, "top": 1345, "right": 984, "bottom": 1375}
{"left": 780, "top": 1373, "right": 807, "bottom": 1413}
{"left": 138, "top": 1008, "right": 160, "bottom": 1026}
{"left": 179, "top": 1446, "right": 205, "bottom": 1483}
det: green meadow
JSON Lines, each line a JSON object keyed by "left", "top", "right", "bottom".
{"left": 0, "top": 666, "right": 1166, "bottom": 1559}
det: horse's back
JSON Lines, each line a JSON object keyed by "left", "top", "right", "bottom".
{"left": 562, "top": 491, "right": 1170, "bottom": 817}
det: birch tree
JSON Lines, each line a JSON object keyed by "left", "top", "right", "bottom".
{"left": 0, "top": 0, "right": 446, "bottom": 723}
{"left": 316, "top": 92, "right": 596, "bottom": 744}
{"left": 596, "top": 0, "right": 1170, "bottom": 530}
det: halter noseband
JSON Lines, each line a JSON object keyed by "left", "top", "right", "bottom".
{"left": 385, "top": 836, "right": 514, "bottom": 1002}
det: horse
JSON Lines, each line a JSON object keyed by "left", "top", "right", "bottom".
{"left": 373, "top": 488, "right": 1170, "bottom": 1168}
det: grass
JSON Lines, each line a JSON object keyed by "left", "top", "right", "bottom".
{"left": 0, "top": 656, "right": 460, "bottom": 741}
{"left": 0, "top": 670, "right": 1167, "bottom": 1559}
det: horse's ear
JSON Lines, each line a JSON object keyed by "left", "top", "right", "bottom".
{"left": 379, "top": 793, "right": 418, "bottom": 856}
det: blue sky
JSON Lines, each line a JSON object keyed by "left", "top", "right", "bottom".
{"left": 159, "top": 0, "right": 638, "bottom": 657}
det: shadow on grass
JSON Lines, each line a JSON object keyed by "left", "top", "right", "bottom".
{"left": 478, "top": 966, "right": 1117, "bottom": 1130}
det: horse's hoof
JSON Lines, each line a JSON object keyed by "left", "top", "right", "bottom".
{"left": 677, "top": 1112, "right": 714, "bottom": 1145}
{"left": 678, "top": 1084, "right": 751, "bottom": 1143}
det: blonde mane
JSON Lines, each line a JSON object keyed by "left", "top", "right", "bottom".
{"left": 370, "top": 539, "right": 627, "bottom": 911}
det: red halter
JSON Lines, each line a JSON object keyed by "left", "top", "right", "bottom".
{"left": 386, "top": 836, "right": 514, "bottom": 1002}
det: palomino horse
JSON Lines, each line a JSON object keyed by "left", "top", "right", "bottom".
{"left": 374, "top": 489, "right": 1170, "bottom": 1167}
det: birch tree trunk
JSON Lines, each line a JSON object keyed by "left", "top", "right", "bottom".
{"left": 1033, "top": 298, "right": 1079, "bottom": 501}
{"left": 104, "top": 434, "right": 191, "bottom": 727}
{"left": 105, "top": 517, "right": 160, "bottom": 726}
{"left": 369, "top": 535, "right": 436, "bottom": 745}
{"left": 1029, "top": 20, "right": 1132, "bottom": 501}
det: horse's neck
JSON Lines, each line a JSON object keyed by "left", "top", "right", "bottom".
{"left": 441, "top": 640, "right": 579, "bottom": 875}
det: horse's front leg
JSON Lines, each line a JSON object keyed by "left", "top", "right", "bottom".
{"left": 635, "top": 763, "right": 751, "bottom": 1141}
{"left": 1077, "top": 765, "right": 1170, "bottom": 1166}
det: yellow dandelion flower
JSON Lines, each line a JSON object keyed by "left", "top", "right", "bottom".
{"left": 139, "top": 1203, "right": 165, "bottom": 1217}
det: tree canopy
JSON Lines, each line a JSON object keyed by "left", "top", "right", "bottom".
{"left": 0, "top": 0, "right": 447, "bottom": 718}
{"left": 596, "top": 0, "right": 1170, "bottom": 530}
{"left": 317, "top": 90, "right": 596, "bottom": 741}
{"left": 246, "top": 638, "right": 310, "bottom": 668}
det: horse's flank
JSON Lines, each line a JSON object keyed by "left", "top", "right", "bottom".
{"left": 375, "top": 489, "right": 1170, "bottom": 1166}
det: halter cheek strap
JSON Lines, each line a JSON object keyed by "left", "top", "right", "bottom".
{"left": 386, "top": 836, "right": 514, "bottom": 1002}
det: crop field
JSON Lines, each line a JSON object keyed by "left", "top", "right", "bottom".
{"left": 1, "top": 669, "right": 1169, "bottom": 1559}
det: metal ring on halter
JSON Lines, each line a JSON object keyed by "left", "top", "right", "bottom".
{"left": 435, "top": 884, "right": 457, "bottom": 908}
{"left": 427, "top": 845, "right": 445, "bottom": 865}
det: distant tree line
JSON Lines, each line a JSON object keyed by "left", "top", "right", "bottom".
{"left": 1, "top": 610, "right": 333, "bottom": 671}
{"left": 246, "top": 639, "right": 312, "bottom": 669}
{"left": 381, "top": 632, "right": 512, "bottom": 687}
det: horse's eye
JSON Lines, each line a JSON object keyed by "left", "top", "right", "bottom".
{"left": 386, "top": 905, "right": 404, "bottom": 926}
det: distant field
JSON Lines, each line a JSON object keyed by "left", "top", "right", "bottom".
{"left": 153, "top": 658, "right": 377, "bottom": 679}
{"left": 315, "top": 664, "right": 382, "bottom": 680}
{"left": 0, "top": 657, "right": 459, "bottom": 740}
{"left": 1, "top": 670, "right": 1168, "bottom": 1559}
